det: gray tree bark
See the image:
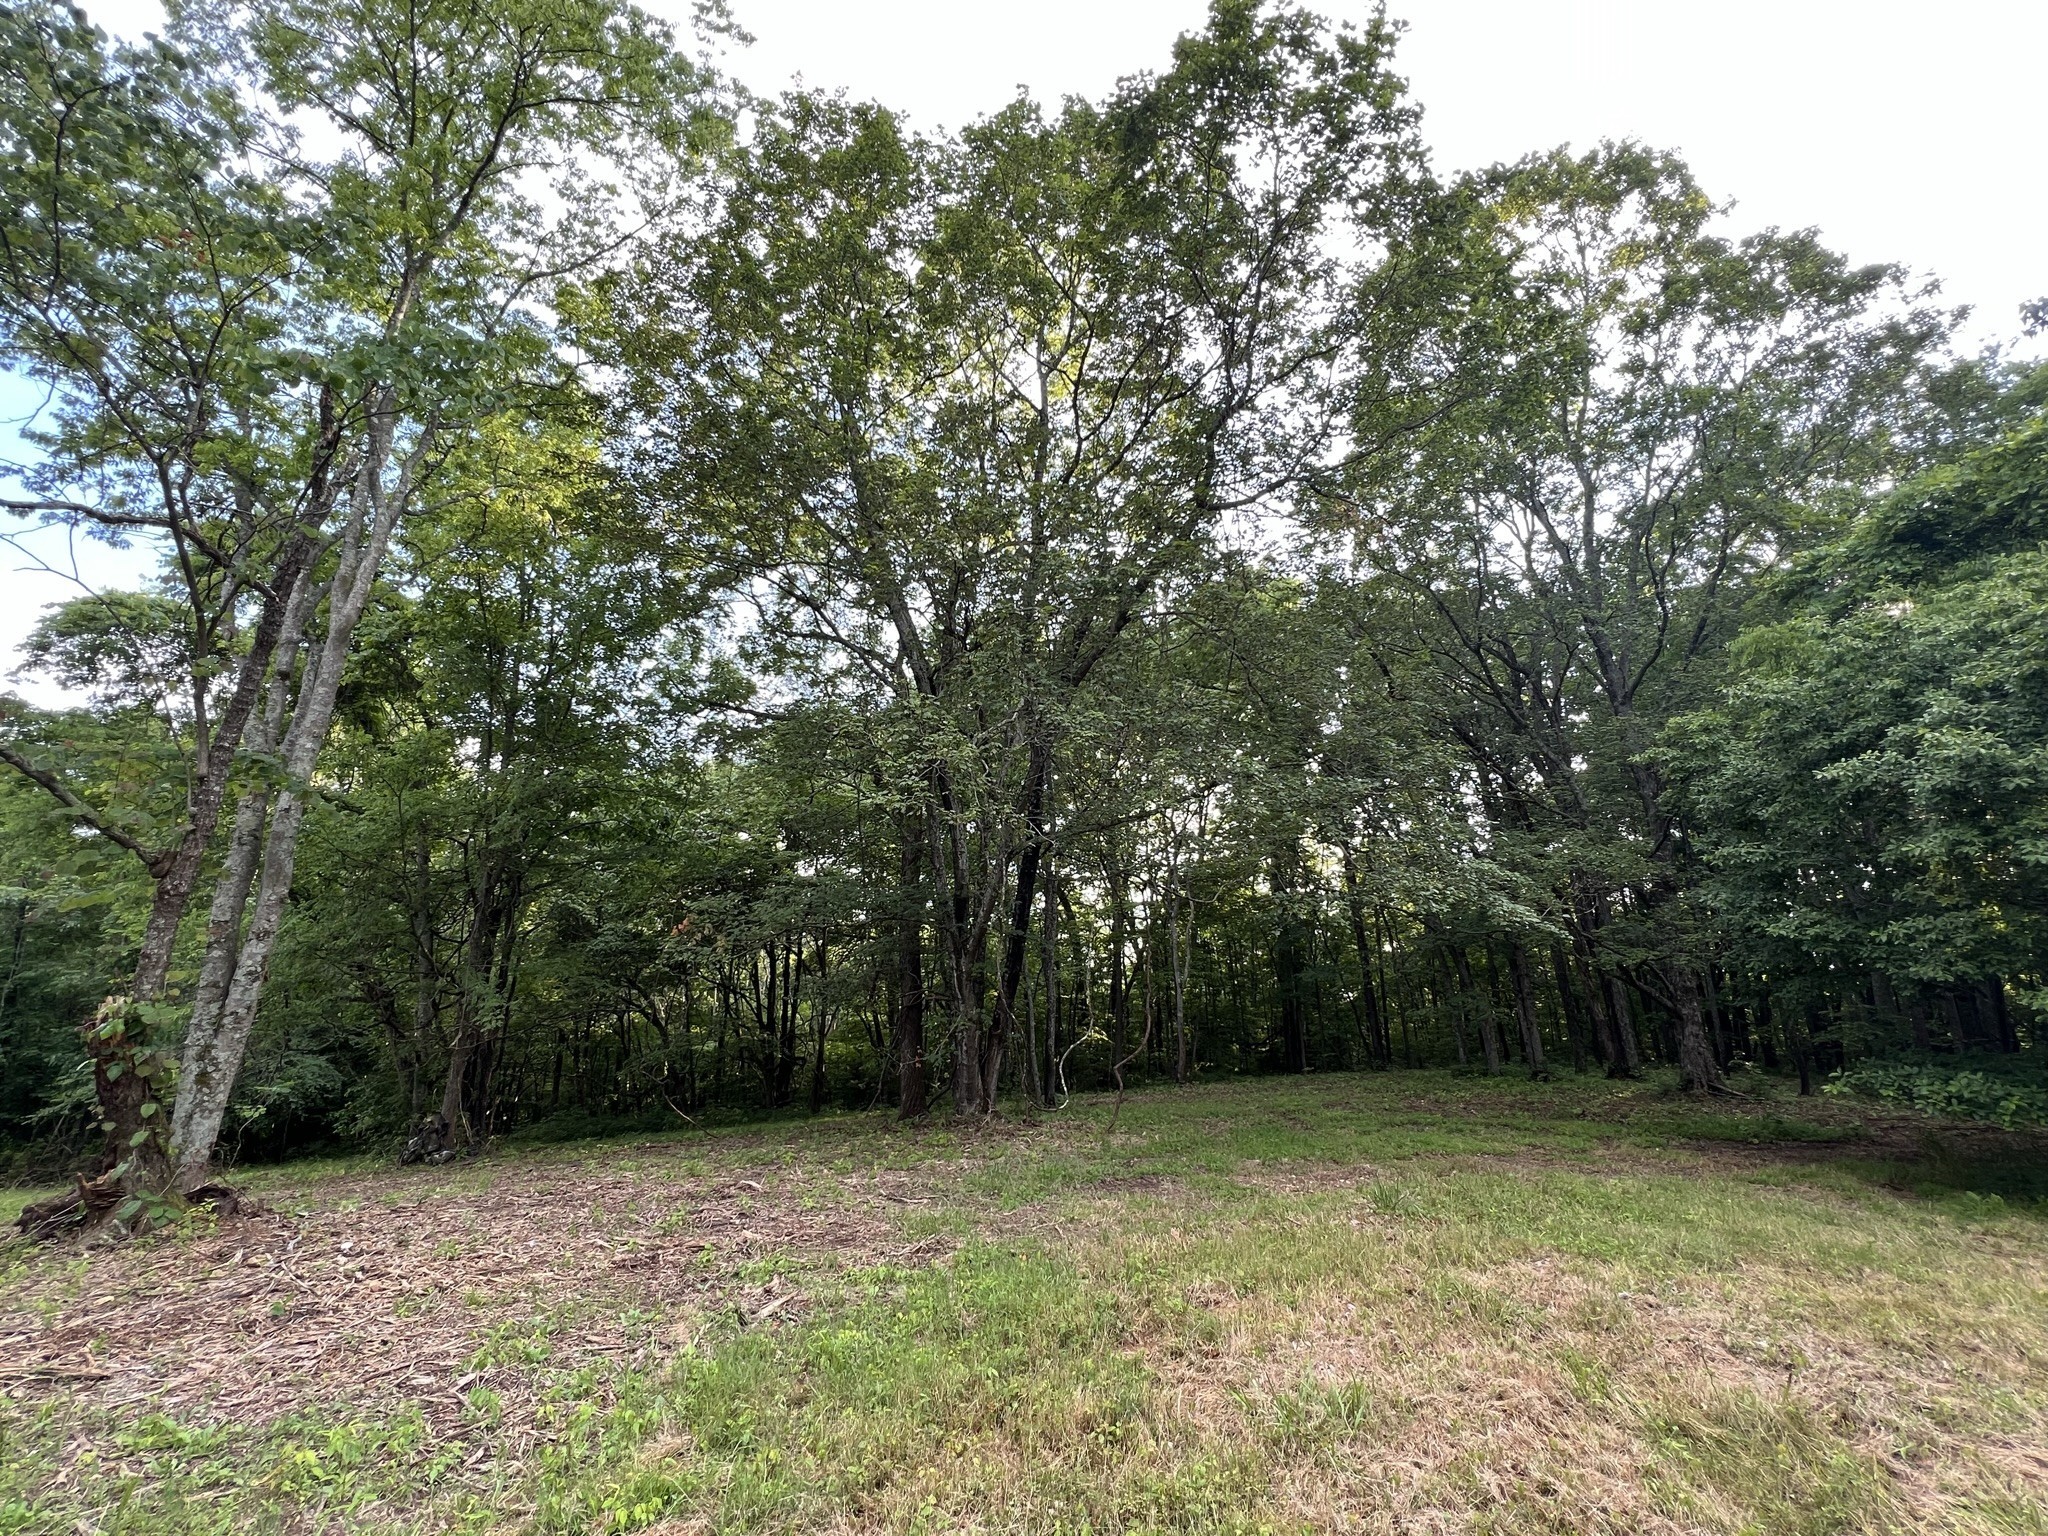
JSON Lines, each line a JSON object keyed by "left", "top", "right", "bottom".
{"left": 170, "top": 422, "right": 416, "bottom": 1187}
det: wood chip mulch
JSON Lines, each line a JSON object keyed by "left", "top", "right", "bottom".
{"left": 0, "top": 1152, "right": 946, "bottom": 1454}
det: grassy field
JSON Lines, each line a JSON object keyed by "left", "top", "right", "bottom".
{"left": 3, "top": 1069, "right": 2046, "bottom": 1535}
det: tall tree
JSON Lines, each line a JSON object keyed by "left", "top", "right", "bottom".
{"left": 1341, "top": 143, "right": 1952, "bottom": 1089}
{"left": 605, "top": 0, "right": 1423, "bottom": 1110}
{"left": 1671, "top": 368, "right": 2048, "bottom": 1049}
{"left": 1, "top": 0, "right": 722, "bottom": 1211}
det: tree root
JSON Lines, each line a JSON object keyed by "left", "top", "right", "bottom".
{"left": 12, "top": 1173, "right": 253, "bottom": 1243}
{"left": 13, "top": 1172, "right": 120, "bottom": 1242}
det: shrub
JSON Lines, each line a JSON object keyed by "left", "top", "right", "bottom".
{"left": 1824, "top": 1058, "right": 2048, "bottom": 1129}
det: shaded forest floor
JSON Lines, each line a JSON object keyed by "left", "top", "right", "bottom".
{"left": 4, "top": 1070, "right": 2047, "bottom": 1534}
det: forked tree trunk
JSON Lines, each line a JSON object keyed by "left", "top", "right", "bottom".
{"left": 72, "top": 515, "right": 332, "bottom": 1196}
{"left": 127, "top": 523, "right": 324, "bottom": 1006}
{"left": 170, "top": 438, "right": 409, "bottom": 1188}
{"left": 171, "top": 573, "right": 316, "bottom": 1168}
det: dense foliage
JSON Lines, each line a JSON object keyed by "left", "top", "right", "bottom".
{"left": 2, "top": 0, "right": 2041, "bottom": 1191}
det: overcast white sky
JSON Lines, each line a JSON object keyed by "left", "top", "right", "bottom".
{"left": 5, "top": 0, "right": 2043, "bottom": 702}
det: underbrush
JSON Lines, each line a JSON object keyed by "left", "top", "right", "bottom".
{"left": 1825, "top": 1055, "right": 2048, "bottom": 1129}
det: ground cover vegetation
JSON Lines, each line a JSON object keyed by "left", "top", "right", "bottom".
{"left": 4, "top": 1074, "right": 2048, "bottom": 1532}
{"left": 0, "top": 0, "right": 2045, "bottom": 1520}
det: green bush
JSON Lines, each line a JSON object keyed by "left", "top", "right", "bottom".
{"left": 1824, "top": 1058, "right": 2048, "bottom": 1129}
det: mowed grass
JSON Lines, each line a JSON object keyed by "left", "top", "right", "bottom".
{"left": 3, "top": 1070, "right": 2046, "bottom": 1534}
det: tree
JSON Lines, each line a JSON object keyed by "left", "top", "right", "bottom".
{"left": 1671, "top": 368, "right": 2048, "bottom": 1053}
{"left": 603, "top": 0, "right": 1422, "bottom": 1111}
{"left": 1339, "top": 143, "right": 1953, "bottom": 1090}
{"left": 1, "top": 0, "right": 723, "bottom": 1213}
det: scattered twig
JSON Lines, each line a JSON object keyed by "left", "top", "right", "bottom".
{"left": 0, "top": 1366, "right": 112, "bottom": 1382}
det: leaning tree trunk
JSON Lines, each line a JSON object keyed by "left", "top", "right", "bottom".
{"left": 169, "top": 444, "right": 408, "bottom": 1189}
{"left": 127, "top": 526, "right": 325, "bottom": 1007}
{"left": 170, "top": 573, "right": 316, "bottom": 1166}
{"left": 89, "top": 526, "right": 326, "bottom": 1196}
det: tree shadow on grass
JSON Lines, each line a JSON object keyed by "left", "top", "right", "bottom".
{"left": 1839, "top": 1133, "right": 2048, "bottom": 1210}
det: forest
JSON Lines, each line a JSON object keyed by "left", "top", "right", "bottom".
{"left": 1, "top": 0, "right": 2045, "bottom": 1213}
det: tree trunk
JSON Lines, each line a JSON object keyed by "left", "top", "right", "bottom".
{"left": 87, "top": 998, "right": 175, "bottom": 1199}
{"left": 1107, "top": 861, "right": 1129, "bottom": 1067}
{"left": 438, "top": 1025, "right": 475, "bottom": 1140}
{"left": 1274, "top": 911, "right": 1309, "bottom": 1073}
{"left": 1551, "top": 943, "right": 1589, "bottom": 1072}
{"left": 1456, "top": 949, "right": 1502, "bottom": 1074}
{"left": 78, "top": 530, "right": 328, "bottom": 1192}
{"left": 1792, "top": 1009, "right": 1817, "bottom": 1095}
{"left": 1340, "top": 848, "right": 1387, "bottom": 1068}
{"left": 1605, "top": 975, "right": 1643, "bottom": 1078}
{"left": 1166, "top": 874, "right": 1188, "bottom": 1085}
{"left": 808, "top": 939, "right": 829, "bottom": 1114}
{"left": 983, "top": 743, "right": 1051, "bottom": 1110}
{"left": 168, "top": 470, "right": 405, "bottom": 1188}
{"left": 1665, "top": 962, "right": 1724, "bottom": 1092}
{"left": 127, "top": 525, "right": 322, "bottom": 1006}
{"left": 168, "top": 576, "right": 319, "bottom": 1174}
{"left": 1509, "top": 942, "right": 1547, "bottom": 1079}
{"left": 951, "top": 997, "right": 983, "bottom": 1114}
{"left": 893, "top": 819, "right": 928, "bottom": 1118}
{"left": 777, "top": 941, "right": 803, "bottom": 1107}
{"left": 1040, "top": 867, "right": 1060, "bottom": 1105}
{"left": 1433, "top": 957, "right": 1469, "bottom": 1066}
